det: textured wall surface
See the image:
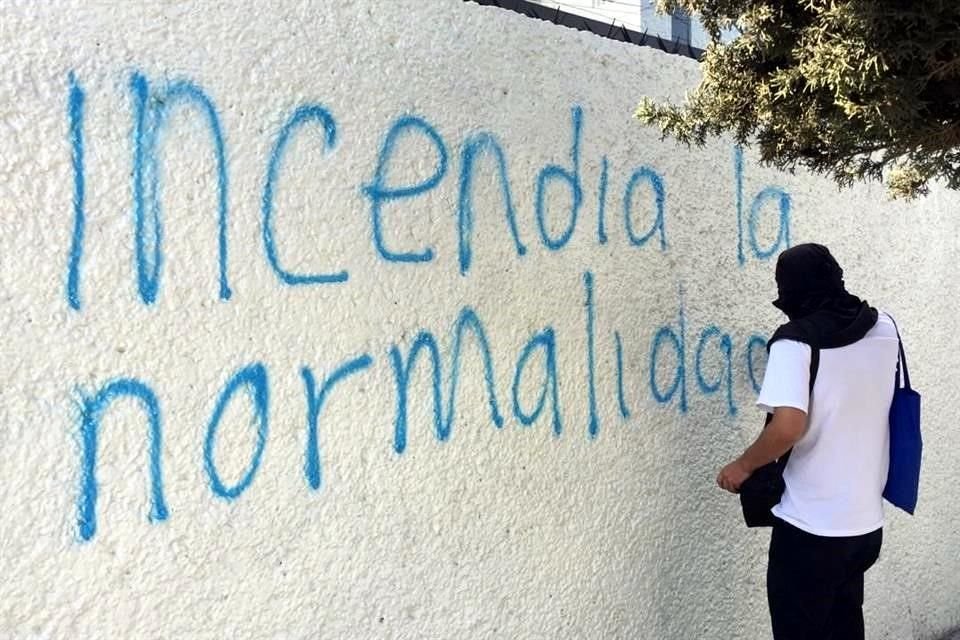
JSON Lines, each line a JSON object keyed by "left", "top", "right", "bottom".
{"left": 1, "top": 1, "right": 958, "bottom": 638}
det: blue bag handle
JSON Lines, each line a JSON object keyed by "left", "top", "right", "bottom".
{"left": 883, "top": 312, "right": 922, "bottom": 515}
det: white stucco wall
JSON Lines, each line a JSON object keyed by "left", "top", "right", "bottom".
{"left": 0, "top": 1, "right": 958, "bottom": 638}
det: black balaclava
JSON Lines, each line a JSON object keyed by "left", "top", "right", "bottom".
{"left": 773, "top": 243, "right": 847, "bottom": 320}
{"left": 768, "top": 243, "right": 878, "bottom": 350}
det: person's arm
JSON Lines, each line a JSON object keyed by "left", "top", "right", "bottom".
{"left": 717, "top": 339, "right": 811, "bottom": 493}
{"left": 716, "top": 407, "right": 807, "bottom": 493}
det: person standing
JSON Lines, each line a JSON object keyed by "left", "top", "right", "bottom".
{"left": 716, "top": 244, "right": 899, "bottom": 640}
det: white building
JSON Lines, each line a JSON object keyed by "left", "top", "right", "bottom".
{"left": 525, "top": 0, "right": 732, "bottom": 50}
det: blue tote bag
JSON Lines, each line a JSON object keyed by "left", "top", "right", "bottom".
{"left": 883, "top": 318, "right": 922, "bottom": 514}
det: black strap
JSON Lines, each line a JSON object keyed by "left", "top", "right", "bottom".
{"left": 887, "top": 314, "right": 911, "bottom": 390}
{"left": 784, "top": 317, "right": 821, "bottom": 395}
{"left": 809, "top": 347, "right": 820, "bottom": 394}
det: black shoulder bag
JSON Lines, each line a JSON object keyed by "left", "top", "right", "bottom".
{"left": 738, "top": 345, "right": 819, "bottom": 528}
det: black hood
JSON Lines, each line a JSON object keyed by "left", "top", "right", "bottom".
{"left": 768, "top": 243, "right": 878, "bottom": 350}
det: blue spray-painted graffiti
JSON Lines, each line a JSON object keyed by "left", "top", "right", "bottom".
{"left": 65, "top": 72, "right": 791, "bottom": 308}
{"left": 303, "top": 355, "right": 374, "bottom": 490}
{"left": 66, "top": 73, "right": 86, "bottom": 311}
{"left": 584, "top": 271, "right": 600, "bottom": 438}
{"left": 745, "top": 334, "right": 769, "bottom": 395}
{"left": 56, "top": 75, "right": 234, "bottom": 308}
{"left": 76, "top": 378, "right": 168, "bottom": 542}
{"left": 363, "top": 115, "right": 448, "bottom": 264}
{"left": 623, "top": 166, "right": 667, "bottom": 251}
{"left": 650, "top": 287, "right": 688, "bottom": 413}
{"left": 389, "top": 307, "right": 504, "bottom": 455}
{"left": 735, "top": 146, "right": 791, "bottom": 265}
{"left": 695, "top": 326, "right": 737, "bottom": 416}
{"left": 597, "top": 156, "right": 610, "bottom": 245}
{"left": 72, "top": 272, "right": 775, "bottom": 542}
{"left": 512, "top": 327, "right": 562, "bottom": 435}
{"left": 263, "top": 104, "right": 348, "bottom": 285}
{"left": 130, "top": 72, "right": 231, "bottom": 304}
{"left": 749, "top": 187, "right": 792, "bottom": 260}
{"left": 61, "top": 70, "right": 794, "bottom": 542}
{"left": 535, "top": 106, "right": 583, "bottom": 251}
{"left": 457, "top": 132, "right": 527, "bottom": 275}
{"left": 204, "top": 363, "right": 269, "bottom": 500}
{"left": 614, "top": 330, "right": 631, "bottom": 419}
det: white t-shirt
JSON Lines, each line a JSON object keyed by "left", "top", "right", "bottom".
{"left": 756, "top": 313, "right": 899, "bottom": 536}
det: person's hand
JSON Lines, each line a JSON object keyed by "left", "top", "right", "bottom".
{"left": 717, "top": 459, "right": 752, "bottom": 493}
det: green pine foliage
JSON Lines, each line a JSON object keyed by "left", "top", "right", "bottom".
{"left": 635, "top": 1, "right": 960, "bottom": 198}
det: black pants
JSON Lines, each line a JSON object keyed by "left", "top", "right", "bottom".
{"left": 767, "top": 519, "right": 883, "bottom": 640}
